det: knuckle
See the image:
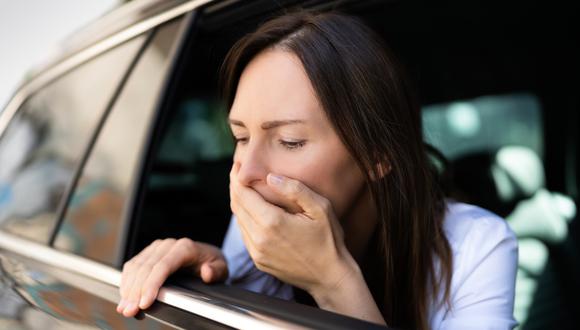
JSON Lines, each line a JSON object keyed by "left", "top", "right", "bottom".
{"left": 253, "top": 237, "right": 269, "bottom": 254}
{"left": 263, "top": 219, "right": 280, "bottom": 235}
{"left": 319, "top": 198, "right": 332, "bottom": 214}
{"left": 178, "top": 238, "right": 197, "bottom": 255}
{"left": 288, "top": 180, "right": 304, "bottom": 196}
{"left": 165, "top": 238, "right": 177, "bottom": 245}
{"left": 252, "top": 250, "right": 265, "bottom": 264}
{"left": 122, "top": 260, "right": 133, "bottom": 272}
{"left": 176, "top": 238, "right": 193, "bottom": 249}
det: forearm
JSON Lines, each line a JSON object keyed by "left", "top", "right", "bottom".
{"left": 309, "top": 256, "right": 387, "bottom": 326}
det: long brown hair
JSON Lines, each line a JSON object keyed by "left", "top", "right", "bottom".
{"left": 221, "top": 11, "right": 452, "bottom": 330}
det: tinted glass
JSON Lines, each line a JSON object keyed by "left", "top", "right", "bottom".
{"left": 0, "top": 35, "right": 146, "bottom": 243}
{"left": 124, "top": 12, "right": 244, "bottom": 258}
{"left": 54, "top": 19, "right": 184, "bottom": 265}
{"left": 134, "top": 98, "right": 233, "bottom": 254}
{"left": 422, "top": 93, "right": 543, "bottom": 160}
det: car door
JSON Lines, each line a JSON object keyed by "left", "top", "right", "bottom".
{"left": 0, "top": 17, "right": 150, "bottom": 330}
{"left": 0, "top": 7, "right": 228, "bottom": 329}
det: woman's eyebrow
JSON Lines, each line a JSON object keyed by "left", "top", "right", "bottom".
{"left": 228, "top": 119, "right": 306, "bottom": 130}
{"left": 261, "top": 119, "right": 305, "bottom": 129}
{"left": 228, "top": 119, "right": 245, "bottom": 127}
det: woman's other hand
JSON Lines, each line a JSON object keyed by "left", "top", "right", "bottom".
{"left": 229, "top": 162, "right": 358, "bottom": 298}
{"left": 116, "top": 238, "right": 228, "bottom": 317}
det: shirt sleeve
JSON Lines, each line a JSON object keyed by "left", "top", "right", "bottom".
{"left": 221, "top": 215, "right": 294, "bottom": 300}
{"left": 439, "top": 209, "right": 519, "bottom": 330}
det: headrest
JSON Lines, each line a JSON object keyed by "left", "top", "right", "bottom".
{"left": 451, "top": 145, "right": 544, "bottom": 217}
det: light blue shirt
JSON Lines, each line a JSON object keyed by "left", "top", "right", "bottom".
{"left": 221, "top": 201, "right": 518, "bottom": 329}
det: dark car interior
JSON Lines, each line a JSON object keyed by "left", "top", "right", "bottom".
{"left": 126, "top": 0, "right": 579, "bottom": 328}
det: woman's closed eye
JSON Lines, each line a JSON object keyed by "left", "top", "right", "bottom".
{"left": 233, "top": 135, "right": 307, "bottom": 150}
{"left": 233, "top": 136, "right": 249, "bottom": 145}
{"left": 279, "top": 139, "right": 306, "bottom": 150}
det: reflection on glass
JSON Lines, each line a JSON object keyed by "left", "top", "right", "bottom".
{"left": 54, "top": 19, "right": 183, "bottom": 266}
{"left": 446, "top": 102, "right": 481, "bottom": 137}
{"left": 135, "top": 96, "right": 233, "bottom": 253}
{"left": 0, "top": 35, "right": 145, "bottom": 243}
{"left": 422, "top": 93, "right": 543, "bottom": 160}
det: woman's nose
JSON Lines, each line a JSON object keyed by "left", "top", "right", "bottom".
{"left": 235, "top": 145, "right": 268, "bottom": 186}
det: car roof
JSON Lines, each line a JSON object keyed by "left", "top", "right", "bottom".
{"left": 27, "top": 0, "right": 212, "bottom": 81}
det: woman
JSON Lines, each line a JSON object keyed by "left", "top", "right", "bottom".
{"left": 116, "top": 11, "right": 518, "bottom": 329}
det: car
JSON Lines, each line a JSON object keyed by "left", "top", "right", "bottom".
{"left": 0, "top": 0, "right": 578, "bottom": 329}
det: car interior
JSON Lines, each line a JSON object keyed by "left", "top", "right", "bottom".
{"left": 124, "top": 0, "right": 579, "bottom": 328}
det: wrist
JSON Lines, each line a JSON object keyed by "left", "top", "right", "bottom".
{"left": 309, "top": 251, "right": 362, "bottom": 306}
{"left": 308, "top": 251, "right": 386, "bottom": 325}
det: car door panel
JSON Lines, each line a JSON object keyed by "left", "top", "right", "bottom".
{"left": 0, "top": 246, "right": 230, "bottom": 329}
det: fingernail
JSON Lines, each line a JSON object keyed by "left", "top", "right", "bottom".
{"left": 117, "top": 299, "right": 127, "bottom": 312}
{"left": 139, "top": 292, "right": 151, "bottom": 309}
{"left": 123, "top": 302, "right": 136, "bottom": 316}
{"left": 268, "top": 174, "right": 284, "bottom": 185}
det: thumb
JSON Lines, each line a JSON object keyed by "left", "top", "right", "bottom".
{"left": 267, "top": 173, "right": 329, "bottom": 219}
{"left": 200, "top": 259, "right": 228, "bottom": 283}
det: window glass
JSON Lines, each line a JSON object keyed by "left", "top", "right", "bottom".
{"left": 54, "top": 19, "right": 184, "bottom": 265}
{"left": 133, "top": 96, "right": 233, "bottom": 254}
{"left": 422, "top": 93, "right": 543, "bottom": 160}
{"left": 0, "top": 35, "right": 146, "bottom": 243}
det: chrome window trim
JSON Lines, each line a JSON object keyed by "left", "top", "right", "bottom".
{"left": 0, "top": 230, "right": 304, "bottom": 330}
{"left": 116, "top": 11, "right": 196, "bottom": 268}
{"left": 0, "top": 0, "right": 215, "bottom": 140}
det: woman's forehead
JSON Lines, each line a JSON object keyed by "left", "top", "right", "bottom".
{"left": 230, "top": 49, "right": 323, "bottom": 123}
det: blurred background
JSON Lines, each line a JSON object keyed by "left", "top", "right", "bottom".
{"left": 0, "top": 0, "right": 121, "bottom": 112}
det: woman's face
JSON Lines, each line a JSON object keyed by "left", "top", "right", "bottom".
{"left": 229, "top": 49, "right": 366, "bottom": 218}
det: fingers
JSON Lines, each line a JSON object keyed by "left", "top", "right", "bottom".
{"left": 123, "top": 239, "right": 175, "bottom": 317}
{"left": 230, "top": 187, "right": 257, "bottom": 235}
{"left": 117, "top": 240, "right": 159, "bottom": 313}
{"left": 266, "top": 173, "right": 330, "bottom": 219}
{"left": 136, "top": 239, "right": 195, "bottom": 310}
{"left": 117, "top": 238, "right": 229, "bottom": 318}
{"left": 230, "top": 164, "right": 279, "bottom": 227}
{"left": 200, "top": 257, "right": 228, "bottom": 283}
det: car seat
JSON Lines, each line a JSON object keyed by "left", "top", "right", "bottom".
{"left": 450, "top": 145, "right": 579, "bottom": 329}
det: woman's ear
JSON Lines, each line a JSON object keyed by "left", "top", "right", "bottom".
{"left": 369, "top": 161, "right": 392, "bottom": 181}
